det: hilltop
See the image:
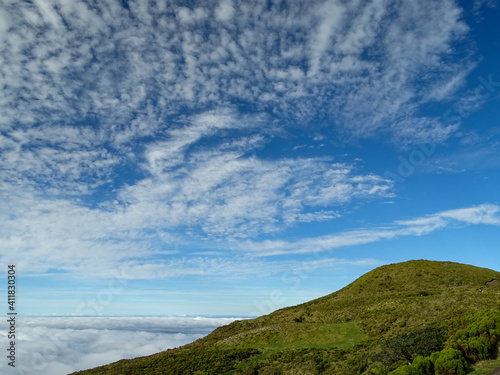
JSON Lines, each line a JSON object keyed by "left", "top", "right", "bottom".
{"left": 72, "top": 260, "right": 500, "bottom": 374}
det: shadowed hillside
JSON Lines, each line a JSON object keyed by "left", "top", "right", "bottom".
{"left": 72, "top": 260, "right": 500, "bottom": 375}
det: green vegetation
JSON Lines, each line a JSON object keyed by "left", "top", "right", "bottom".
{"left": 215, "top": 322, "right": 365, "bottom": 351}
{"left": 383, "top": 309, "right": 500, "bottom": 375}
{"left": 72, "top": 260, "right": 500, "bottom": 375}
{"left": 376, "top": 327, "right": 447, "bottom": 366}
{"left": 469, "top": 357, "right": 500, "bottom": 374}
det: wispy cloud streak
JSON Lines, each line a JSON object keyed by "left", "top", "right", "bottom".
{"left": 241, "top": 204, "right": 500, "bottom": 256}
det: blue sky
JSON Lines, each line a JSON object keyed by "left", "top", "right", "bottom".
{"left": 0, "top": 0, "right": 499, "bottom": 317}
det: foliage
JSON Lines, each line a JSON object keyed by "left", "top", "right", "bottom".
{"left": 432, "top": 348, "right": 468, "bottom": 375}
{"left": 386, "top": 309, "right": 500, "bottom": 375}
{"left": 388, "top": 364, "right": 419, "bottom": 375}
{"left": 411, "top": 356, "right": 434, "bottom": 375}
{"left": 378, "top": 327, "right": 446, "bottom": 366}
{"left": 448, "top": 309, "right": 500, "bottom": 362}
{"left": 467, "top": 309, "right": 500, "bottom": 341}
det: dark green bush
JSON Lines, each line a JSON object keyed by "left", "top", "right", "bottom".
{"left": 432, "top": 348, "right": 468, "bottom": 375}
{"left": 412, "top": 356, "right": 433, "bottom": 374}
{"left": 467, "top": 309, "right": 500, "bottom": 339}
{"left": 378, "top": 327, "right": 446, "bottom": 365}
{"left": 448, "top": 309, "right": 500, "bottom": 362}
{"left": 462, "top": 336, "right": 492, "bottom": 362}
{"left": 387, "top": 355, "right": 434, "bottom": 375}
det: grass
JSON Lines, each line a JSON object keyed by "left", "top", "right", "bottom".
{"left": 217, "top": 322, "right": 365, "bottom": 351}
{"left": 469, "top": 355, "right": 500, "bottom": 375}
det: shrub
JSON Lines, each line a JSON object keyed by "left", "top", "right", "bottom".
{"left": 388, "top": 355, "right": 434, "bottom": 375}
{"left": 453, "top": 330, "right": 468, "bottom": 341}
{"left": 467, "top": 310, "right": 500, "bottom": 338}
{"left": 388, "top": 364, "right": 418, "bottom": 375}
{"left": 449, "top": 310, "right": 500, "bottom": 362}
{"left": 412, "top": 356, "right": 433, "bottom": 375}
{"left": 362, "top": 367, "right": 386, "bottom": 375}
{"left": 379, "top": 327, "right": 446, "bottom": 365}
{"left": 347, "top": 356, "right": 368, "bottom": 374}
{"left": 461, "top": 336, "right": 492, "bottom": 362}
{"left": 432, "top": 348, "right": 468, "bottom": 375}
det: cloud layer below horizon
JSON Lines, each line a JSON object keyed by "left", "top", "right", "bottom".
{"left": 0, "top": 316, "right": 239, "bottom": 375}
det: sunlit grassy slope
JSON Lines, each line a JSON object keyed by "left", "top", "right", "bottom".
{"left": 72, "top": 260, "right": 500, "bottom": 375}
{"left": 213, "top": 322, "right": 365, "bottom": 350}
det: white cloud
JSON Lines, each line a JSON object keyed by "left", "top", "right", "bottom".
{"left": 439, "top": 204, "right": 500, "bottom": 225}
{"left": 176, "top": 6, "right": 207, "bottom": 24}
{"left": 0, "top": 5, "right": 11, "bottom": 36}
{"left": 424, "top": 142, "right": 500, "bottom": 173}
{"left": 289, "top": 210, "right": 341, "bottom": 223}
{"left": 427, "top": 66, "right": 474, "bottom": 101}
{"left": 215, "top": 0, "right": 235, "bottom": 22}
{"left": 0, "top": 0, "right": 477, "bottom": 144}
{"left": 473, "top": 0, "right": 497, "bottom": 15}
{"left": 0, "top": 155, "right": 391, "bottom": 276}
{"left": 0, "top": 108, "right": 393, "bottom": 271}
{"left": 0, "top": 316, "right": 239, "bottom": 375}
{"left": 308, "top": 0, "right": 345, "bottom": 77}
{"left": 241, "top": 204, "right": 500, "bottom": 256}
{"left": 391, "top": 117, "right": 460, "bottom": 146}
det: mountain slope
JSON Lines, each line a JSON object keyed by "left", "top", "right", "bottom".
{"left": 72, "top": 260, "right": 500, "bottom": 375}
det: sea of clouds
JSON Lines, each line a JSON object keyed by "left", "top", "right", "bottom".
{"left": 0, "top": 316, "right": 241, "bottom": 375}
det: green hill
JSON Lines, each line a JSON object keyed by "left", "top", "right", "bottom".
{"left": 72, "top": 260, "right": 500, "bottom": 375}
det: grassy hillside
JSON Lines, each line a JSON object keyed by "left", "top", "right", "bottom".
{"left": 72, "top": 260, "right": 500, "bottom": 375}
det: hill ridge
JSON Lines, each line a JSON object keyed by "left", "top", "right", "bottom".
{"left": 72, "top": 260, "right": 500, "bottom": 375}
